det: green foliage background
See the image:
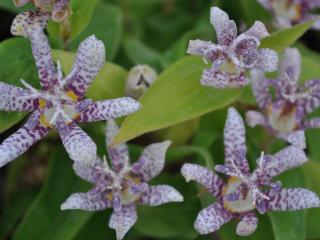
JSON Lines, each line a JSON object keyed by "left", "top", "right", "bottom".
{"left": 0, "top": 0, "right": 320, "bottom": 239}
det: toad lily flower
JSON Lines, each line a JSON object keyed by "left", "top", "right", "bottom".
{"left": 13, "top": 0, "right": 70, "bottom": 22}
{"left": 257, "top": 0, "right": 320, "bottom": 29}
{"left": 0, "top": 12, "right": 141, "bottom": 167}
{"left": 187, "top": 7, "right": 278, "bottom": 89}
{"left": 181, "top": 108, "right": 319, "bottom": 236}
{"left": 61, "top": 120, "right": 183, "bottom": 240}
{"left": 246, "top": 48, "right": 320, "bottom": 149}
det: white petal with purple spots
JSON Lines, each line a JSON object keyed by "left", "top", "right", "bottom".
{"left": 56, "top": 122, "right": 97, "bottom": 165}
{"left": 132, "top": 141, "right": 171, "bottom": 181}
{"left": 106, "top": 120, "right": 129, "bottom": 172}
{"left": 210, "top": 7, "right": 237, "bottom": 45}
{"left": 61, "top": 188, "right": 111, "bottom": 211}
{"left": 194, "top": 202, "right": 233, "bottom": 234}
{"left": 236, "top": 213, "right": 258, "bottom": 236}
{"left": 181, "top": 163, "right": 225, "bottom": 197}
{"left": 140, "top": 185, "right": 183, "bottom": 206}
{"left": 78, "top": 98, "right": 141, "bottom": 122}
{"left": 66, "top": 35, "right": 105, "bottom": 98}
{"left": 0, "top": 112, "right": 50, "bottom": 167}
{"left": 109, "top": 205, "right": 137, "bottom": 240}
{"left": 267, "top": 188, "right": 320, "bottom": 211}
{"left": 224, "top": 108, "right": 249, "bottom": 173}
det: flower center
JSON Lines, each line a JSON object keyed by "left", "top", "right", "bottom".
{"left": 267, "top": 102, "right": 297, "bottom": 132}
{"left": 271, "top": 0, "right": 301, "bottom": 22}
{"left": 220, "top": 59, "right": 238, "bottom": 74}
{"left": 223, "top": 177, "right": 255, "bottom": 213}
{"left": 39, "top": 89, "right": 79, "bottom": 127}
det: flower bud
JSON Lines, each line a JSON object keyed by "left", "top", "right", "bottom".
{"left": 125, "top": 65, "right": 158, "bottom": 99}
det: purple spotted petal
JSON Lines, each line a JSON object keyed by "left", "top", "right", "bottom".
{"left": 109, "top": 205, "right": 137, "bottom": 240}
{"left": 276, "top": 130, "right": 306, "bottom": 149}
{"left": 61, "top": 187, "right": 111, "bottom": 211}
{"left": 251, "top": 70, "right": 272, "bottom": 108}
{"left": 56, "top": 122, "right": 97, "bottom": 165}
{"left": 245, "top": 110, "right": 268, "bottom": 128}
{"left": 303, "top": 117, "right": 320, "bottom": 129}
{"left": 210, "top": 7, "right": 237, "bottom": 45}
{"left": 140, "top": 185, "right": 183, "bottom": 206}
{"left": 106, "top": 120, "right": 129, "bottom": 172}
{"left": 256, "top": 48, "right": 278, "bottom": 72}
{"left": 201, "top": 68, "right": 249, "bottom": 89}
{"left": 187, "top": 39, "right": 212, "bottom": 56}
{"left": 181, "top": 163, "right": 225, "bottom": 198}
{"left": 245, "top": 21, "right": 269, "bottom": 39}
{"left": 112, "top": 189, "right": 122, "bottom": 212}
{"left": 224, "top": 108, "right": 249, "bottom": 174}
{"left": 279, "top": 48, "right": 301, "bottom": 88}
{"left": 78, "top": 98, "right": 141, "bottom": 122}
{"left": 52, "top": 0, "right": 69, "bottom": 22}
{"left": 255, "top": 146, "right": 307, "bottom": 180}
{"left": 66, "top": 35, "right": 105, "bottom": 98}
{"left": 11, "top": 11, "right": 56, "bottom": 90}
{"left": 13, "top": 0, "right": 30, "bottom": 7}
{"left": 0, "top": 82, "right": 37, "bottom": 112}
{"left": 236, "top": 213, "right": 258, "bottom": 236}
{"left": 267, "top": 188, "right": 320, "bottom": 211}
{"left": 0, "top": 112, "right": 50, "bottom": 167}
{"left": 131, "top": 141, "right": 171, "bottom": 181}
{"left": 72, "top": 161, "right": 102, "bottom": 183}
{"left": 194, "top": 202, "right": 233, "bottom": 235}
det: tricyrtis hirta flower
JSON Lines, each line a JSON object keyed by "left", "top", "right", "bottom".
{"left": 258, "top": 0, "right": 320, "bottom": 29}
{"left": 125, "top": 65, "right": 158, "bottom": 100}
{"left": 0, "top": 12, "right": 141, "bottom": 167}
{"left": 13, "top": 0, "right": 70, "bottom": 22}
{"left": 246, "top": 48, "right": 320, "bottom": 149}
{"left": 181, "top": 108, "right": 319, "bottom": 236}
{"left": 187, "top": 7, "right": 278, "bottom": 89}
{"left": 61, "top": 120, "right": 183, "bottom": 240}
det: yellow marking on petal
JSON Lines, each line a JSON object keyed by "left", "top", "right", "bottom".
{"left": 39, "top": 99, "right": 46, "bottom": 109}
{"left": 106, "top": 192, "right": 113, "bottom": 202}
{"left": 40, "top": 114, "right": 51, "bottom": 127}
{"left": 66, "top": 90, "right": 79, "bottom": 102}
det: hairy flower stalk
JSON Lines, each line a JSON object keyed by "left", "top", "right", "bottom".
{"left": 257, "top": 0, "right": 320, "bottom": 29}
{"left": 246, "top": 48, "right": 320, "bottom": 149}
{"left": 181, "top": 108, "right": 319, "bottom": 236}
{"left": 0, "top": 11, "right": 141, "bottom": 167}
{"left": 13, "top": 0, "right": 70, "bottom": 22}
{"left": 61, "top": 120, "right": 183, "bottom": 240}
{"left": 186, "top": 7, "right": 278, "bottom": 89}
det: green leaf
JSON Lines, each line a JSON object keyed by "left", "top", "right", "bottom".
{"left": 135, "top": 174, "right": 199, "bottom": 239}
{"left": 69, "top": 2, "right": 123, "bottom": 61}
{"left": 13, "top": 148, "right": 93, "bottom": 240}
{"left": 113, "top": 56, "right": 242, "bottom": 145}
{"left": 260, "top": 20, "right": 315, "bottom": 52}
{"left": 123, "top": 37, "right": 161, "bottom": 69}
{"left": 268, "top": 168, "right": 307, "bottom": 240}
{"left": 0, "top": 37, "right": 39, "bottom": 132}
{"left": 303, "top": 161, "right": 320, "bottom": 239}
{"left": 52, "top": 50, "right": 128, "bottom": 100}
{"left": 159, "top": 31, "right": 199, "bottom": 69}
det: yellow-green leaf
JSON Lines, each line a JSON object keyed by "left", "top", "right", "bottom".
{"left": 113, "top": 56, "right": 242, "bottom": 145}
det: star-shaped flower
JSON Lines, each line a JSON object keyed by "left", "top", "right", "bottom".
{"left": 13, "top": 0, "right": 70, "bottom": 22}
{"left": 258, "top": 0, "right": 320, "bottom": 29}
{"left": 246, "top": 48, "right": 320, "bottom": 149}
{"left": 186, "top": 7, "right": 278, "bottom": 89}
{"left": 61, "top": 120, "right": 183, "bottom": 240}
{"left": 181, "top": 108, "right": 319, "bottom": 236}
{"left": 0, "top": 11, "right": 141, "bottom": 167}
